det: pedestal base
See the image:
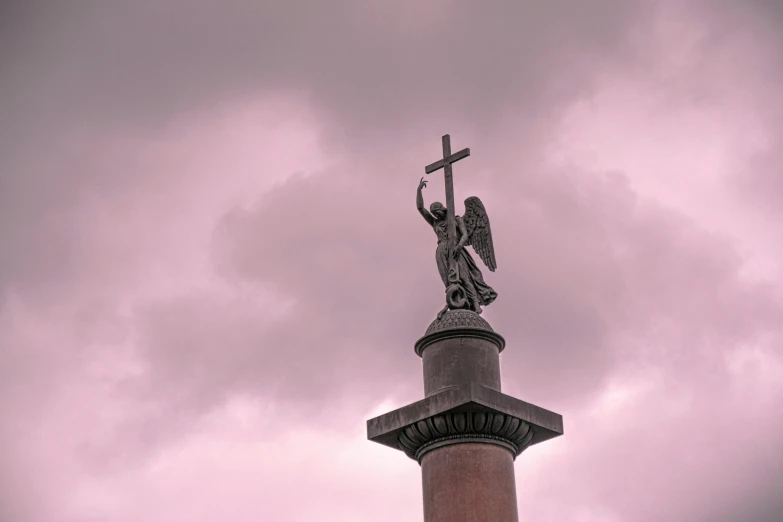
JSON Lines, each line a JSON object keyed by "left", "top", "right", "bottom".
{"left": 422, "top": 443, "right": 519, "bottom": 522}
{"left": 367, "top": 312, "right": 563, "bottom": 521}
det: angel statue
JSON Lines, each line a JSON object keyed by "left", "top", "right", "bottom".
{"left": 416, "top": 176, "right": 497, "bottom": 318}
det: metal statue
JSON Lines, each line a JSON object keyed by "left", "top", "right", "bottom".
{"left": 417, "top": 134, "right": 497, "bottom": 318}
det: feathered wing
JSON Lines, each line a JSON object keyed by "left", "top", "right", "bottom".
{"left": 462, "top": 196, "right": 497, "bottom": 271}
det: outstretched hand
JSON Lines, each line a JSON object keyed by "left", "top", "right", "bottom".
{"left": 418, "top": 177, "right": 428, "bottom": 190}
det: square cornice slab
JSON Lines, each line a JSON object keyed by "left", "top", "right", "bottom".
{"left": 367, "top": 382, "right": 564, "bottom": 454}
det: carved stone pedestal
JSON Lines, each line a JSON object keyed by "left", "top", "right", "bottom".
{"left": 367, "top": 310, "right": 563, "bottom": 522}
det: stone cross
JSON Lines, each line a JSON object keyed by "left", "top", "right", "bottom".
{"left": 424, "top": 134, "right": 470, "bottom": 284}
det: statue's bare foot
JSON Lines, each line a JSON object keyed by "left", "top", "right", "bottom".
{"left": 476, "top": 306, "right": 483, "bottom": 315}
{"left": 436, "top": 305, "right": 449, "bottom": 320}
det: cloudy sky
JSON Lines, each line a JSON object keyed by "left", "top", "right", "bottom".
{"left": 2, "top": 1, "right": 783, "bottom": 520}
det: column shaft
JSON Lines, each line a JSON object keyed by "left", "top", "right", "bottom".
{"left": 421, "top": 443, "right": 519, "bottom": 522}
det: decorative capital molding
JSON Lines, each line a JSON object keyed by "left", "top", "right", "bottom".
{"left": 425, "top": 309, "right": 494, "bottom": 335}
{"left": 398, "top": 410, "right": 533, "bottom": 462}
{"left": 415, "top": 310, "right": 505, "bottom": 356}
{"left": 367, "top": 382, "right": 564, "bottom": 463}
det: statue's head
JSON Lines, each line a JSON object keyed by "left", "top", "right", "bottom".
{"left": 430, "top": 202, "right": 447, "bottom": 220}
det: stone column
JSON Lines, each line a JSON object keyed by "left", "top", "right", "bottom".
{"left": 367, "top": 310, "right": 564, "bottom": 522}
{"left": 422, "top": 443, "right": 518, "bottom": 522}
{"left": 414, "top": 311, "right": 516, "bottom": 521}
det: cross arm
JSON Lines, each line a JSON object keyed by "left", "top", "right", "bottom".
{"left": 424, "top": 147, "right": 471, "bottom": 174}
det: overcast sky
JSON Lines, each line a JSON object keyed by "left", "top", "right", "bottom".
{"left": 2, "top": 1, "right": 783, "bottom": 521}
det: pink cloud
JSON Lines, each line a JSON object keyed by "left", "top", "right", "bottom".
{"left": 3, "top": 2, "right": 783, "bottom": 521}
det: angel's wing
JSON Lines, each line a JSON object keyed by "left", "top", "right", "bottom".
{"left": 462, "top": 196, "right": 497, "bottom": 271}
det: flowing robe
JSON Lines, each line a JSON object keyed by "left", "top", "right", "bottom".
{"left": 433, "top": 216, "right": 497, "bottom": 312}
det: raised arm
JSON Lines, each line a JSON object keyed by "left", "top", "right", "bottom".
{"left": 416, "top": 177, "right": 435, "bottom": 226}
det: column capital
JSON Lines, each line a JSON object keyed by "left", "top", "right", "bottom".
{"left": 415, "top": 310, "right": 505, "bottom": 356}
{"left": 400, "top": 410, "right": 532, "bottom": 462}
{"left": 367, "top": 383, "right": 563, "bottom": 463}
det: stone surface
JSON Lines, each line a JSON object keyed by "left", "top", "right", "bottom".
{"left": 424, "top": 309, "right": 494, "bottom": 335}
{"left": 422, "top": 333, "right": 502, "bottom": 396}
{"left": 416, "top": 310, "right": 505, "bottom": 356}
{"left": 366, "top": 382, "right": 563, "bottom": 460}
{"left": 398, "top": 410, "right": 533, "bottom": 461}
{"left": 422, "top": 443, "right": 519, "bottom": 522}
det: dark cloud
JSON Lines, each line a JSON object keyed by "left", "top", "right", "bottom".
{"left": 2, "top": 1, "right": 649, "bottom": 134}
{"left": 0, "top": 0, "right": 652, "bottom": 303}
{"left": 3, "top": 2, "right": 783, "bottom": 521}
